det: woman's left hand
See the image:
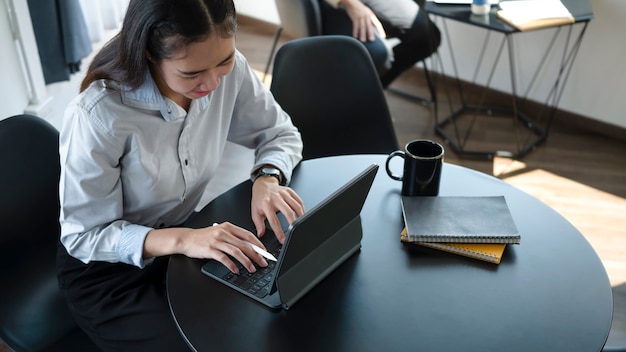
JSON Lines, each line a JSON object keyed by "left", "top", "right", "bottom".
{"left": 251, "top": 177, "right": 305, "bottom": 244}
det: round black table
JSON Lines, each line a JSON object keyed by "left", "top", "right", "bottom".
{"left": 167, "top": 155, "right": 612, "bottom": 352}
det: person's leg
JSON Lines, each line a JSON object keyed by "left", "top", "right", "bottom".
{"left": 57, "top": 245, "right": 191, "bottom": 352}
{"left": 379, "top": 8, "right": 441, "bottom": 88}
{"left": 317, "top": 0, "right": 390, "bottom": 75}
{"left": 362, "top": 0, "right": 419, "bottom": 30}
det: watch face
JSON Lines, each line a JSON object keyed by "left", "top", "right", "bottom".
{"left": 261, "top": 168, "right": 281, "bottom": 176}
{"left": 257, "top": 167, "right": 283, "bottom": 185}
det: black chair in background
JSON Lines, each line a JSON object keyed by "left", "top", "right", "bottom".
{"left": 0, "top": 115, "right": 98, "bottom": 351}
{"left": 265, "top": 0, "right": 437, "bottom": 107}
{"left": 270, "top": 35, "right": 399, "bottom": 160}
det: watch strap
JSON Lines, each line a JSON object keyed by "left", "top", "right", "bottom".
{"left": 254, "top": 167, "right": 285, "bottom": 186}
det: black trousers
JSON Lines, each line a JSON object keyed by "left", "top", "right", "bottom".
{"left": 56, "top": 243, "right": 191, "bottom": 352}
{"left": 318, "top": 0, "right": 441, "bottom": 88}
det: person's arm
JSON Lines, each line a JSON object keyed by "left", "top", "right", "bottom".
{"left": 59, "top": 96, "right": 152, "bottom": 267}
{"left": 143, "top": 223, "right": 269, "bottom": 274}
{"left": 59, "top": 79, "right": 272, "bottom": 272}
{"left": 60, "top": 114, "right": 270, "bottom": 273}
{"left": 228, "top": 52, "right": 302, "bottom": 183}
{"left": 226, "top": 52, "right": 306, "bottom": 241}
{"left": 328, "top": 0, "right": 386, "bottom": 42}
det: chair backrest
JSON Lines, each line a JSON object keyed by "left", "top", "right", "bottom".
{"left": 0, "top": 115, "right": 97, "bottom": 351}
{"left": 0, "top": 115, "right": 61, "bottom": 271}
{"left": 274, "top": 0, "right": 322, "bottom": 38}
{"left": 270, "top": 35, "right": 399, "bottom": 160}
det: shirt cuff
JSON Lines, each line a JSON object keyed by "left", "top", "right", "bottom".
{"left": 252, "top": 153, "right": 294, "bottom": 185}
{"left": 117, "top": 224, "right": 155, "bottom": 268}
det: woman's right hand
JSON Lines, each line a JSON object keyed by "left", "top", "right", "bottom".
{"left": 144, "top": 222, "right": 269, "bottom": 274}
{"left": 187, "top": 222, "right": 269, "bottom": 274}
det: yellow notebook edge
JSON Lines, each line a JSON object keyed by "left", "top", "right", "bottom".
{"left": 401, "top": 228, "right": 506, "bottom": 264}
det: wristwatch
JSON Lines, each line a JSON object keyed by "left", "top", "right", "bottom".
{"left": 253, "top": 167, "right": 285, "bottom": 185}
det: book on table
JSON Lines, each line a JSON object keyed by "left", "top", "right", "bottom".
{"left": 401, "top": 228, "right": 507, "bottom": 264}
{"left": 496, "top": 0, "right": 574, "bottom": 31}
{"left": 400, "top": 196, "right": 520, "bottom": 244}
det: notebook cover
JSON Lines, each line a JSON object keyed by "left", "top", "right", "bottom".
{"left": 400, "top": 196, "right": 520, "bottom": 244}
{"left": 401, "top": 228, "right": 506, "bottom": 264}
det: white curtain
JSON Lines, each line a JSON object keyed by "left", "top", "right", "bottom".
{"left": 79, "top": 0, "right": 129, "bottom": 43}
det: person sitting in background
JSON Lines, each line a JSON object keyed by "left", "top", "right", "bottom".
{"left": 57, "top": 0, "right": 304, "bottom": 350}
{"left": 319, "top": 0, "right": 441, "bottom": 88}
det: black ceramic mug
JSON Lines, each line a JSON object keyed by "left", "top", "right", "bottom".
{"left": 385, "top": 139, "right": 444, "bottom": 196}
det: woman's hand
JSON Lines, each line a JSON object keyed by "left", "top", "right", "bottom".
{"left": 251, "top": 176, "right": 305, "bottom": 244}
{"left": 144, "top": 222, "right": 270, "bottom": 274}
{"left": 144, "top": 175, "right": 304, "bottom": 273}
{"left": 341, "top": 0, "right": 386, "bottom": 42}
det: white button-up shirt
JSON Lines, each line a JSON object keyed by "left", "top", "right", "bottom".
{"left": 59, "top": 50, "right": 302, "bottom": 268}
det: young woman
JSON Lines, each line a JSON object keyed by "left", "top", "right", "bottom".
{"left": 57, "top": 0, "right": 304, "bottom": 350}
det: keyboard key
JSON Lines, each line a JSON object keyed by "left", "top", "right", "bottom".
{"left": 254, "top": 288, "right": 269, "bottom": 298}
{"left": 233, "top": 275, "right": 248, "bottom": 286}
{"left": 240, "top": 281, "right": 254, "bottom": 290}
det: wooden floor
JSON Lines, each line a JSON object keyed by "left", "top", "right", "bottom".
{"left": 236, "top": 16, "right": 626, "bottom": 346}
{"left": 2, "top": 15, "right": 624, "bottom": 352}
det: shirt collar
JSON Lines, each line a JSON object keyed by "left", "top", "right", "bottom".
{"left": 120, "top": 71, "right": 210, "bottom": 122}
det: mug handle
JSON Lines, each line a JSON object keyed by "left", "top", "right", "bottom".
{"left": 385, "top": 150, "right": 405, "bottom": 181}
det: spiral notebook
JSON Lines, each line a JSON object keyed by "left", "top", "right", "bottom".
{"left": 401, "top": 228, "right": 506, "bottom": 264}
{"left": 400, "top": 196, "right": 520, "bottom": 244}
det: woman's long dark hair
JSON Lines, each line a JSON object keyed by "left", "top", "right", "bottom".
{"left": 80, "top": 0, "right": 237, "bottom": 92}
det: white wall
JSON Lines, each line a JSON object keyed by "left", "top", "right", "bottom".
{"left": 0, "top": 0, "right": 44, "bottom": 119}
{"left": 234, "top": 0, "right": 280, "bottom": 24}
{"left": 564, "top": 0, "right": 626, "bottom": 126}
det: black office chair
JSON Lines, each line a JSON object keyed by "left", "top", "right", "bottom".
{"left": 270, "top": 35, "right": 399, "bottom": 160}
{"left": 265, "top": 0, "right": 437, "bottom": 106}
{"left": 0, "top": 115, "right": 99, "bottom": 351}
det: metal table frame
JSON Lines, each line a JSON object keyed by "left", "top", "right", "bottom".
{"left": 425, "top": 2, "right": 591, "bottom": 159}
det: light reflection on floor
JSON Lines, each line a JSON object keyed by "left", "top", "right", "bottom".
{"left": 494, "top": 156, "right": 626, "bottom": 286}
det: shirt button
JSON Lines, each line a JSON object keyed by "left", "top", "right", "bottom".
{"left": 184, "top": 159, "right": 189, "bottom": 166}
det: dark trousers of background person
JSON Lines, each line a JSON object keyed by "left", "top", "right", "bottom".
{"left": 318, "top": 0, "right": 441, "bottom": 88}
{"left": 56, "top": 244, "right": 192, "bottom": 352}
